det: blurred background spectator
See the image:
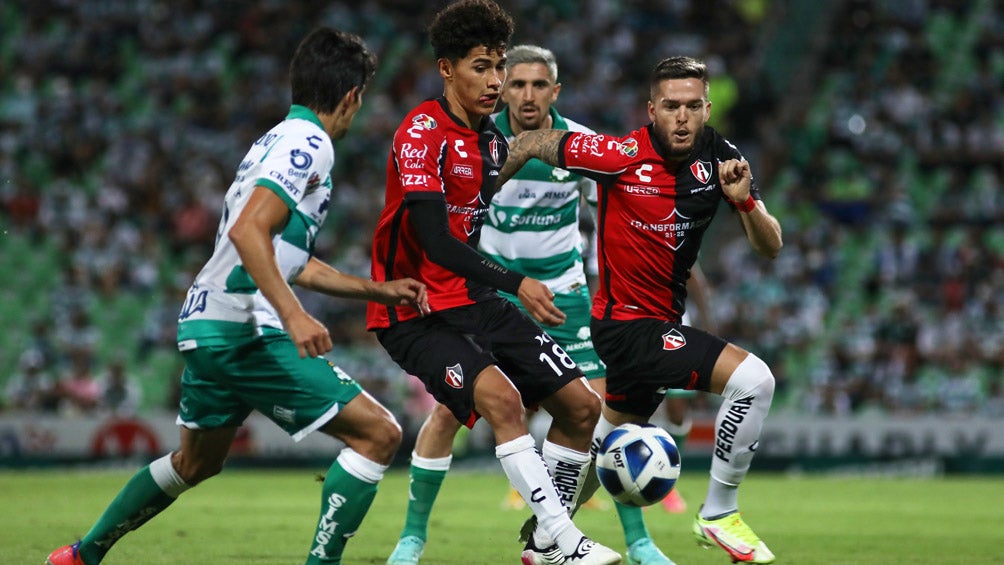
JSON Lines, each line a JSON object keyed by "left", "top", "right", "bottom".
{"left": 0, "top": 0, "right": 1001, "bottom": 432}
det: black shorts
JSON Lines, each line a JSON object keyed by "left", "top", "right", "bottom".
{"left": 376, "top": 298, "right": 583, "bottom": 426}
{"left": 591, "top": 317, "right": 726, "bottom": 419}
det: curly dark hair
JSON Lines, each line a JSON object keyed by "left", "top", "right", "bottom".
{"left": 428, "top": 0, "right": 514, "bottom": 61}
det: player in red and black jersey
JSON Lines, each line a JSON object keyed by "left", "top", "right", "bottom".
{"left": 370, "top": 2, "right": 619, "bottom": 564}
{"left": 503, "top": 56, "right": 783, "bottom": 564}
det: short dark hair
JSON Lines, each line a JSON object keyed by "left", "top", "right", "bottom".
{"left": 429, "top": 0, "right": 514, "bottom": 61}
{"left": 649, "top": 56, "right": 708, "bottom": 99}
{"left": 289, "top": 27, "right": 377, "bottom": 114}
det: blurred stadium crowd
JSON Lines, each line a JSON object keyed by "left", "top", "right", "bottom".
{"left": 0, "top": 0, "right": 1001, "bottom": 427}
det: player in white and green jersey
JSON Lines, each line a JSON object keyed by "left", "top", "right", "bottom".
{"left": 480, "top": 85, "right": 604, "bottom": 379}
{"left": 47, "top": 29, "right": 427, "bottom": 565}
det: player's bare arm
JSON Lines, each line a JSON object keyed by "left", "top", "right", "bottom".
{"left": 719, "top": 158, "right": 782, "bottom": 259}
{"left": 498, "top": 128, "right": 566, "bottom": 186}
{"left": 229, "top": 185, "right": 331, "bottom": 358}
{"left": 297, "top": 258, "right": 430, "bottom": 315}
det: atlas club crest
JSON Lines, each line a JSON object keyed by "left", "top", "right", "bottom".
{"left": 690, "top": 160, "right": 712, "bottom": 184}
{"left": 445, "top": 363, "right": 464, "bottom": 389}
{"left": 661, "top": 328, "right": 687, "bottom": 351}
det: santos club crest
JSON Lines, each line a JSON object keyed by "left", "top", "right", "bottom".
{"left": 661, "top": 329, "right": 687, "bottom": 351}
{"left": 690, "top": 160, "right": 712, "bottom": 184}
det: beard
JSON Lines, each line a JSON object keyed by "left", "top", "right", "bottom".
{"left": 653, "top": 125, "right": 699, "bottom": 160}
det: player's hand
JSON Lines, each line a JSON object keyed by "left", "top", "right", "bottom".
{"left": 718, "top": 158, "right": 752, "bottom": 203}
{"left": 285, "top": 310, "right": 333, "bottom": 358}
{"left": 377, "top": 278, "right": 430, "bottom": 316}
{"left": 517, "top": 278, "right": 566, "bottom": 327}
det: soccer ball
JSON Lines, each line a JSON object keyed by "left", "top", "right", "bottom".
{"left": 595, "top": 423, "right": 681, "bottom": 507}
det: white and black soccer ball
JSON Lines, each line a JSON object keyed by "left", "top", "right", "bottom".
{"left": 595, "top": 423, "right": 681, "bottom": 507}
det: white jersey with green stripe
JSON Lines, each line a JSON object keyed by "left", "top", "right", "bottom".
{"left": 177, "top": 105, "right": 334, "bottom": 347}
{"left": 480, "top": 108, "right": 597, "bottom": 293}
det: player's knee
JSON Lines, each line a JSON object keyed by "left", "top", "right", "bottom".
{"left": 174, "top": 454, "right": 224, "bottom": 485}
{"left": 428, "top": 403, "right": 462, "bottom": 434}
{"left": 723, "top": 353, "right": 775, "bottom": 403}
{"left": 367, "top": 414, "right": 403, "bottom": 463}
{"left": 564, "top": 386, "right": 601, "bottom": 434}
{"left": 481, "top": 386, "right": 525, "bottom": 427}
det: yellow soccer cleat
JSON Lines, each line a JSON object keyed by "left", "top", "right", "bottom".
{"left": 693, "top": 510, "right": 775, "bottom": 564}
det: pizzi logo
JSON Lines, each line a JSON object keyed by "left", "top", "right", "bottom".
{"left": 690, "top": 159, "right": 712, "bottom": 184}
{"left": 445, "top": 363, "right": 464, "bottom": 389}
{"left": 661, "top": 328, "right": 687, "bottom": 350}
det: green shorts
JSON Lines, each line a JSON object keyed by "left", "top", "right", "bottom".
{"left": 500, "top": 284, "right": 605, "bottom": 380}
{"left": 177, "top": 328, "right": 362, "bottom": 441}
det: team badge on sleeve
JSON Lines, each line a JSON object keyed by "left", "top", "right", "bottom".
{"left": 618, "top": 138, "right": 639, "bottom": 157}
{"left": 407, "top": 114, "right": 438, "bottom": 138}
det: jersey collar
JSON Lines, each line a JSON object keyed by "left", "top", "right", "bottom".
{"left": 286, "top": 105, "right": 324, "bottom": 130}
{"left": 495, "top": 106, "right": 566, "bottom": 137}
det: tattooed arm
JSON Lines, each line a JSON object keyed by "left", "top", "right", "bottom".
{"left": 497, "top": 129, "right": 569, "bottom": 187}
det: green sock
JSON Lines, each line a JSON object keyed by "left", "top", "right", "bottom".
{"left": 306, "top": 459, "right": 379, "bottom": 564}
{"left": 79, "top": 465, "right": 176, "bottom": 564}
{"left": 615, "top": 502, "right": 651, "bottom": 546}
{"left": 399, "top": 465, "right": 447, "bottom": 541}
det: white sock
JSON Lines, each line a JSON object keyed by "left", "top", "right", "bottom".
{"left": 664, "top": 415, "right": 693, "bottom": 439}
{"left": 591, "top": 413, "right": 617, "bottom": 458}
{"left": 149, "top": 453, "right": 190, "bottom": 498}
{"left": 410, "top": 451, "right": 453, "bottom": 472}
{"left": 496, "top": 434, "right": 584, "bottom": 554}
{"left": 337, "top": 448, "right": 389, "bottom": 484}
{"left": 542, "top": 440, "right": 591, "bottom": 510}
{"left": 532, "top": 440, "right": 590, "bottom": 548}
{"left": 703, "top": 354, "right": 775, "bottom": 517}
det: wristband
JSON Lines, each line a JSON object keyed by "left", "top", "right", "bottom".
{"left": 733, "top": 194, "right": 756, "bottom": 213}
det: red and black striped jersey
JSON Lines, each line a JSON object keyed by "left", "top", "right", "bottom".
{"left": 368, "top": 98, "right": 509, "bottom": 329}
{"left": 558, "top": 124, "right": 758, "bottom": 322}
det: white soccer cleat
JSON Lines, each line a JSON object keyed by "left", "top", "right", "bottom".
{"left": 521, "top": 534, "right": 565, "bottom": 565}
{"left": 564, "top": 536, "right": 622, "bottom": 565}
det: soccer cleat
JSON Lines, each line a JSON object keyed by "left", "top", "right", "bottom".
{"left": 46, "top": 542, "right": 86, "bottom": 565}
{"left": 626, "top": 538, "right": 675, "bottom": 565}
{"left": 693, "top": 510, "right": 775, "bottom": 564}
{"left": 565, "top": 536, "right": 622, "bottom": 565}
{"left": 659, "top": 489, "right": 687, "bottom": 513}
{"left": 521, "top": 536, "right": 565, "bottom": 565}
{"left": 386, "top": 535, "right": 425, "bottom": 565}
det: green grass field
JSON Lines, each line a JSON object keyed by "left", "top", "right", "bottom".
{"left": 2, "top": 467, "right": 1001, "bottom": 564}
